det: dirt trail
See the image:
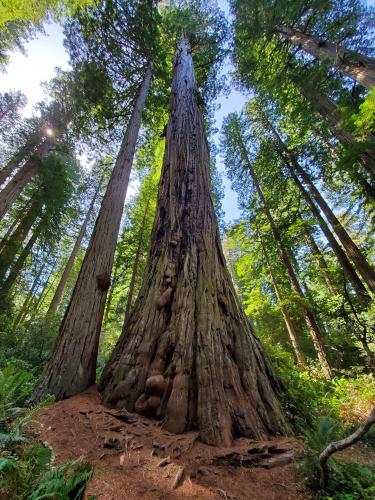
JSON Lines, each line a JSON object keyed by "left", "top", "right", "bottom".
{"left": 29, "top": 387, "right": 310, "bottom": 500}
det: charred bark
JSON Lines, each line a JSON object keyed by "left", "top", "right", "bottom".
{"left": 31, "top": 66, "right": 152, "bottom": 402}
{"left": 100, "top": 39, "right": 287, "bottom": 447}
{"left": 277, "top": 26, "right": 375, "bottom": 89}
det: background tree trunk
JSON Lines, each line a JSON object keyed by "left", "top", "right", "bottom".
{"left": 2, "top": 222, "right": 42, "bottom": 295}
{"left": 0, "top": 136, "right": 42, "bottom": 187}
{"left": 0, "top": 198, "right": 40, "bottom": 283}
{"left": 259, "top": 232, "right": 306, "bottom": 368}
{"left": 47, "top": 183, "right": 100, "bottom": 315}
{"left": 297, "top": 86, "right": 375, "bottom": 177}
{"left": 123, "top": 199, "right": 150, "bottom": 324}
{"left": 233, "top": 119, "right": 332, "bottom": 377}
{"left": 260, "top": 114, "right": 375, "bottom": 298}
{"left": 304, "top": 228, "right": 338, "bottom": 296}
{"left": 31, "top": 66, "right": 152, "bottom": 402}
{"left": 100, "top": 39, "right": 287, "bottom": 447}
{"left": 278, "top": 26, "right": 375, "bottom": 88}
{"left": 14, "top": 264, "right": 44, "bottom": 325}
{"left": 281, "top": 145, "right": 375, "bottom": 293}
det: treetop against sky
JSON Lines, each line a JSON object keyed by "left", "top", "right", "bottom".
{"left": 0, "top": 0, "right": 246, "bottom": 223}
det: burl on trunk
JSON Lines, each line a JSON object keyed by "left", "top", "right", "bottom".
{"left": 101, "top": 39, "right": 287, "bottom": 447}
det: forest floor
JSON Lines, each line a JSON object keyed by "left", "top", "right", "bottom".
{"left": 26, "top": 387, "right": 372, "bottom": 500}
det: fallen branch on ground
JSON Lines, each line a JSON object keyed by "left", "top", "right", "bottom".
{"left": 319, "top": 406, "right": 375, "bottom": 488}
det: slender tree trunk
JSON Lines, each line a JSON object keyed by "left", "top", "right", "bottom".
{"left": 30, "top": 263, "right": 58, "bottom": 318}
{"left": 304, "top": 228, "right": 338, "bottom": 296}
{"left": 0, "top": 136, "right": 42, "bottom": 187}
{"left": 103, "top": 259, "right": 121, "bottom": 324}
{"left": 269, "top": 126, "right": 375, "bottom": 293}
{"left": 47, "top": 184, "right": 100, "bottom": 315}
{"left": 123, "top": 199, "right": 150, "bottom": 324}
{"left": 100, "top": 39, "right": 287, "bottom": 446}
{"left": 322, "top": 137, "right": 375, "bottom": 200}
{"left": 0, "top": 203, "right": 27, "bottom": 252}
{"left": 0, "top": 138, "right": 52, "bottom": 220}
{"left": 1, "top": 222, "right": 42, "bottom": 295}
{"left": 297, "top": 86, "right": 375, "bottom": 176}
{"left": 289, "top": 165, "right": 371, "bottom": 304}
{"left": 14, "top": 264, "right": 44, "bottom": 326}
{"left": 259, "top": 233, "right": 306, "bottom": 368}
{"left": 0, "top": 161, "right": 38, "bottom": 219}
{"left": 234, "top": 123, "right": 332, "bottom": 377}
{"left": 277, "top": 26, "right": 375, "bottom": 88}
{"left": 31, "top": 66, "right": 153, "bottom": 402}
{"left": 0, "top": 199, "right": 40, "bottom": 283}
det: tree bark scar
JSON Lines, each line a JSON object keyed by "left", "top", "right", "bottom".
{"left": 96, "top": 273, "right": 112, "bottom": 291}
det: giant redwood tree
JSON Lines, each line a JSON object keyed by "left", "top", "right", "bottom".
{"left": 100, "top": 35, "right": 287, "bottom": 447}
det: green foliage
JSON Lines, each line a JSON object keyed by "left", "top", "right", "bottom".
{"left": 29, "top": 460, "right": 93, "bottom": 500}
{"left": 0, "top": 317, "right": 60, "bottom": 373}
{"left": 352, "top": 88, "right": 375, "bottom": 139}
{"left": 0, "top": 361, "right": 91, "bottom": 499}
{"left": 0, "top": 446, "right": 92, "bottom": 499}
{"left": 300, "top": 416, "right": 375, "bottom": 498}
{"left": 0, "top": 363, "right": 35, "bottom": 425}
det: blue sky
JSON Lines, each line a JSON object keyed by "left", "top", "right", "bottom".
{"left": 1, "top": 0, "right": 372, "bottom": 223}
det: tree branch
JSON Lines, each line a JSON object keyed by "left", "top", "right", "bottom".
{"left": 319, "top": 406, "right": 375, "bottom": 489}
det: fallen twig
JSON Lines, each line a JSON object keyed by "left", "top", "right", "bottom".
{"left": 172, "top": 465, "right": 185, "bottom": 489}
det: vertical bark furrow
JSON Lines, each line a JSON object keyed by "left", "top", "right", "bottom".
{"left": 31, "top": 66, "right": 152, "bottom": 401}
{"left": 101, "top": 39, "right": 287, "bottom": 446}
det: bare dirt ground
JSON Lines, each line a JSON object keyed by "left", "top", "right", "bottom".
{"left": 27, "top": 386, "right": 315, "bottom": 500}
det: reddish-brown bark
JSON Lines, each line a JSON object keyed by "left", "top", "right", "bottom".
{"left": 277, "top": 26, "right": 375, "bottom": 89}
{"left": 31, "top": 66, "right": 152, "bottom": 402}
{"left": 100, "top": 39, "right": 287, "bottom": 447}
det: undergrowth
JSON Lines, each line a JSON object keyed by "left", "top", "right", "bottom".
{"left": 0, "top": 363, "right": 93, "bottom": 499}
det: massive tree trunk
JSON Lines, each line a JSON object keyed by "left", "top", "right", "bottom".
{"left": 297, "top": 86, "right": 375, "bottom": 177}
{"left": 259, "top": 232, "right": 306, "bottom": 368}
{"left": 271, "top": 130, "right": 375, "bottom": 294}
{"left": 100, "top": 39, "right": 287, "bottom": 447}
{"left": 47, "top": 184, "right": 100, "bottom": 315}
{"left": 277, "top": 26, "right": 375, "bottom": 89}
{"left": 123, "top": 199, "right": 150, "bottom": 324}
{"left": 31, "top": 66, "right": 152, "bottom": 402}
{"left": 233, "top": 121, "right": 332, "bottom": 377}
